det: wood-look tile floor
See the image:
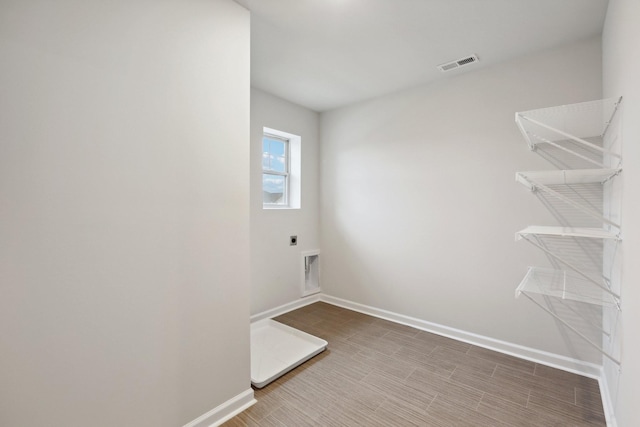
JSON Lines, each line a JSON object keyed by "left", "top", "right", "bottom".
{"left": 223, "top": 302, "right": 606, "bottom": 426}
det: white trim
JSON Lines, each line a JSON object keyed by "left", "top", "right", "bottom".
{"left": 250, "top": 293, "right": 614, "bottom": 425}
{"left": 182, "top": 388, "right": 255, "bottom": 427}
{"left": 250, "top": 294, "right": 321, "bottom": 323}
{"left": 262, "top": 126, "right": 301, "bottom": 209}
{"left": 252, "top": 293, "right": 603, "bottom": 379}
{"left": 599, "top": 372, "right": 618, "bottom": 427}
{"left": 320, "top": 294, "right": 602, "bottom": 379}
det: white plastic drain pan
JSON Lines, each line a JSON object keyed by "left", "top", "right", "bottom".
{"left": 250, "top": 319, "right": 327, "bottom": 388}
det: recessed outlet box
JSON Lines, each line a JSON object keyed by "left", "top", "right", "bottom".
{"left": 301, "top": 250, "right": 321, "bottom": 297}
{"left": 290, "top": 235, "right": 297, "bottom": 246}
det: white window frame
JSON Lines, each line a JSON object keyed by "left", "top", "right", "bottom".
{"left": 262, "top": 133, "right": 290, "bottom": 207}
{"left": 262, "top": 127, "right": 301, "bottom": 209}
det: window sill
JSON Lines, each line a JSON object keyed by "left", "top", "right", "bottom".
{"left": 263, "top": 205, "right": 300, "bottom": 210}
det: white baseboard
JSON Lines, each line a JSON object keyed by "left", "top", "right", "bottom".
{"left": 248, "top": 293, "right": 614, "bottom": 425}
{"left": 182, "top": 388, "right": 255, "bottom": 427}
{"left": 320, "top": 294, "right": 603, "bottom": 380}
{"left": 599, "top": 372, "right": 618, "bottom": 427}
{"left": 250, "top": 294, "right": 322, "bottom": 323}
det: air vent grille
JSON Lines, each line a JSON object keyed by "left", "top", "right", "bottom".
{"left": 437, "top": 54, "right": 479, "bottom": 72}
{"left": 440, "top": 62, "right": 459, "bottom": 71}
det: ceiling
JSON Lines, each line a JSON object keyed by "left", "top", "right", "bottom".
{"left": 235, "top": 0, "right": 608, "bottom": 112}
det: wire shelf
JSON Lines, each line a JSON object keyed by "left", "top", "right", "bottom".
{"left": 516, "top": 267, "right": 620, "bottom": 365}
{"left": 516, "top": 169, "right": 620, "bottom": 187}
{"left": 515, "top": 97, "right": 622, "bottom": 169}
{"left": 513, "top": 97, "right": 624, "bottom": 367}
{"left": 516, "top": 267, "right": 619, "bottom": 308}
{"left": 516, "top": 226, "right": 620, "bottom": 240}
{"left": 516, "top": 169, "right": 621, "bottom": 229}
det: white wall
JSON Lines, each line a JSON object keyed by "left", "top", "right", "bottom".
{"left": 602, "top": 0, "right": 640, "bottom": 425}
{"left": 320, "top": 37, "right": 603, "bottom": 361}
{"left": 250, "top": 88, "right": 320, "bottom": 315}
{"left": 0, "top": 1, "right": 251, "bottom": 426}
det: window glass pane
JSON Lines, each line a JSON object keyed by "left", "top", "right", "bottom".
{"left": 263, "top": 174, "right": 286, "bottom": 205}
{"left": 262, "top": 136, "right": 287, "bottom": 173}
{"left": 262, "top": 139, "right": 270, "bottom": 170}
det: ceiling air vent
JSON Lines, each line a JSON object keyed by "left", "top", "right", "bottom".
{"left": 437, "top": 54, "right": 479, "bottom": 72}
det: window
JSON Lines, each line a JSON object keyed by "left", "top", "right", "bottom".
{"left": 262, "top": 133, "right": 289, "bottom": 206}
{"left": 262, "top": 127, "right": 301, "bottom": 209}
